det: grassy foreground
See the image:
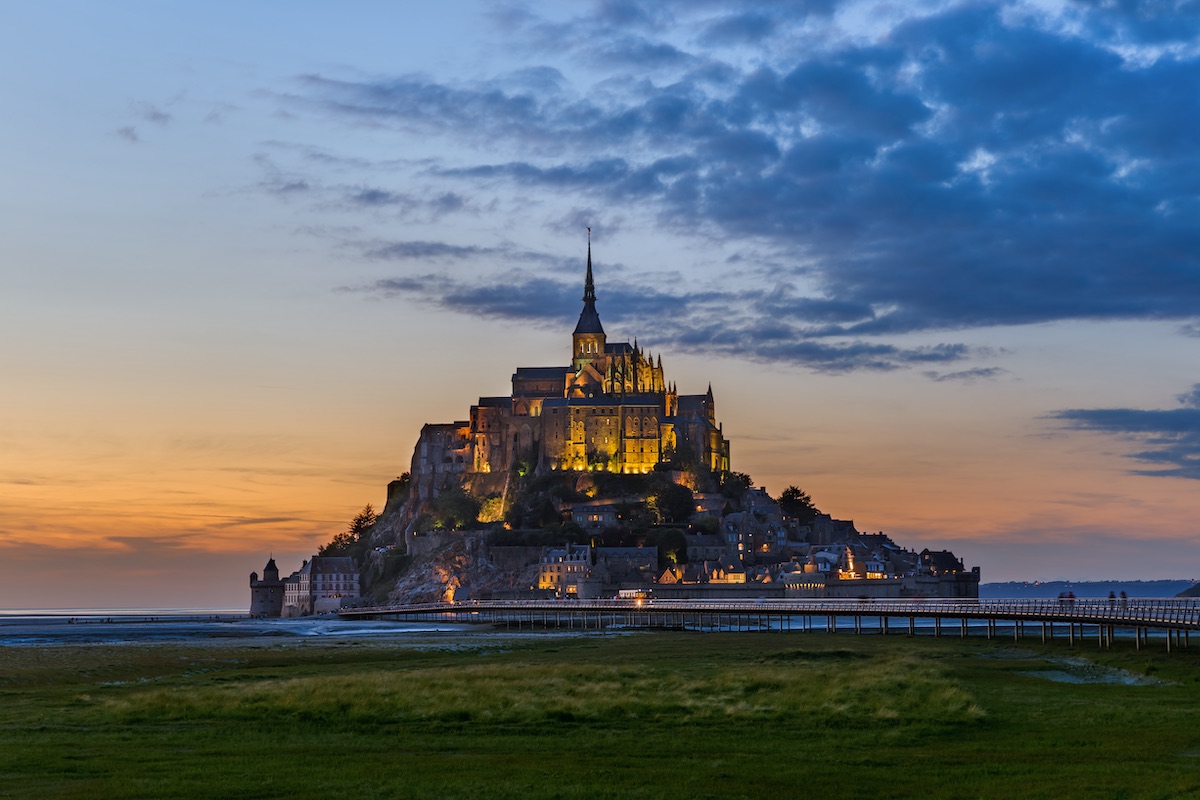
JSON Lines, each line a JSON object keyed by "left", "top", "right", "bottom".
{"left": 1, "top": 631, "right": 1198, "bottom": 799}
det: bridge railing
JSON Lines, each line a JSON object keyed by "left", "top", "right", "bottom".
{"left": 339, "top": 597, "right": 1200, "bottom": 629}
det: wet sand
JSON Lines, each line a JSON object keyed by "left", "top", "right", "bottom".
{"left": 0, "top": 613, "right": 490, "bottom": 647}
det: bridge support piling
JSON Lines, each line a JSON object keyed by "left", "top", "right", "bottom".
{"left": 345, "top": 599, "right": 1198, "bottom": 654}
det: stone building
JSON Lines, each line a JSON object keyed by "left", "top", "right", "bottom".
{"left": 410, "top": 238, "right": 731, "bottom": 504}
{"left": 248, "top": 557, "right": 285, "bottom": 618}
{"left": 281, "top": 556, "right": 361, "bottom": 616}
{"left": 537, "top": 544, "right": 592, "bottom": 596}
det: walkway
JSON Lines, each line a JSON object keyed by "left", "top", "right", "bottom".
{"left": 339, "top": 597, "right": 1200, "bottom": 651}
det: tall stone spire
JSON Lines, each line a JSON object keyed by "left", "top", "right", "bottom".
{"left": 573, "top": 228, "right": 604, "bottom": 336}
{"left": 583, "top": 228, "right": 596, "bottom": 305}
{"left": 572, "top": 228, "right": 606, "bottom": 373}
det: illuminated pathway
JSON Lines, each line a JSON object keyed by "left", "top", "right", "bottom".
{"left": 339, "top": 597, "right": 1200, "bottom": 651}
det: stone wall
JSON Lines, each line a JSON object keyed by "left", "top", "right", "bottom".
{"left": 405, "top": 530, "right": 457, "bottom": 559}
{"left": 652, "top": 584, "right": 786, "bottom": 600}
{"left": 488, "top": 545, "right": 543, "bottom": 572}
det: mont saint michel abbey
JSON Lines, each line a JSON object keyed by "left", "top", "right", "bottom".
{"left": 410, "top": 241, "right": 731, "bottom": 502}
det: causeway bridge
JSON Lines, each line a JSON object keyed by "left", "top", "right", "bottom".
{"left": 339, "top": 597, "right": 1200, "bottom": 651}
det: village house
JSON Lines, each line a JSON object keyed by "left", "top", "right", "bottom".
{"left": 537, "top": 544, "right": 592, "bottom": 596}
{"left": 570, "top": 500, "right": 622, "bottom": 529}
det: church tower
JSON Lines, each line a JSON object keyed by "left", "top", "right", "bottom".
{"left": 571, "top": 230, "right": 606, "bottom": 373}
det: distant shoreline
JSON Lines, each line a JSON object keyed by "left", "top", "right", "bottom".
{"left": 0, "top": 608, "right": 246, "bottom": 617}
{"left": 980, "top": 579, "right": 1194, "bottom": 598}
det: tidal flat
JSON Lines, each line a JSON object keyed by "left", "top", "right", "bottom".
{"left": 1, "top": 631, "right": 1198, "bottom": 799}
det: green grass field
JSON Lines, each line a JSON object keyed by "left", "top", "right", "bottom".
{"left": 1, "top": 631, "right": 1198, "bottom": 799}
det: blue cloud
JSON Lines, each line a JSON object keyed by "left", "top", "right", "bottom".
{"left": 1050, "top": 384, "right": 1200, "bottom": 479}
{"left": 348, "top": 187, "right": 410, "bottom": 207}
{"left": 923, "top": 367, "right": 1006, "bottom": 383}
{"left": 349, "top": 263, "right": 977, "bottom": 373}
{"left": 1068, "top": 0, "right": 1200, "bottom": 45}
{"left": 698, "top": 12, "right": 776, "bottom": 45}
{"left": 278, "top": 1, "right": 1200, "bottom": 370}
{"left": 366, "top": 241, "right": 488, "bottom": 261}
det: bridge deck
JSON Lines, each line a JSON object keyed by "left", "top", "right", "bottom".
{"left": 340, "top": 597, "right": 1200, "bottom": 633}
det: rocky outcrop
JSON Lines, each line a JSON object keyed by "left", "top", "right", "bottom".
{"left": 386, "top": 532, "right": 539, "bottom": 605}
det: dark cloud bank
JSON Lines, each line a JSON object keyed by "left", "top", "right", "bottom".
{"left": 288, "top": 1, "right": 1200, "bottom": 470}
{"left": 1050, "top": 385, "right": 1200, "bottom": 480}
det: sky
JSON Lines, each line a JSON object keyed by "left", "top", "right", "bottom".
{"left": 3, "top": 0, "right": 1200, "bottom": 608}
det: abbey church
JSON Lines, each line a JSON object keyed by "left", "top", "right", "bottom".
{"left": 409, "top": 239, "right": 731, "bottom": 502}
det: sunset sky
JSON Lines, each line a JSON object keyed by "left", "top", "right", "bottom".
{"left": 4, "top": 0, "right": 1200, "bottom": 609}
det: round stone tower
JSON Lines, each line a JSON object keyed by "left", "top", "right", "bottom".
{"left": 249, "top": 557, "right": 285, "bottom": 618}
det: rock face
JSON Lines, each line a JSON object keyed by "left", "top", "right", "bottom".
{"left": 386, "top": 533, "right": 539, "bottom": 605}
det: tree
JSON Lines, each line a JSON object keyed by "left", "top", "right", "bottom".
{"left": 651, "top": 482, "right": 695, "bottom": 525}
{"left": 318, "top": 504, "right": 379, "bottom": 559}
{"left": 349, "top": 504, "right": 379, "bottom": 535}
{"left": 718, "top": 471, "right": 753, "bottom": 500}
{"left": 431, "top": 487, "right": 482, "bottom": 531}
{"left": 778, "top": 486, "right": 819, "bottom": 526}
{"left": 477, "top": 496, "right": 505, "bottom": 524}
{"left": 640, "top": 528, "right": 688, "bottom": 570}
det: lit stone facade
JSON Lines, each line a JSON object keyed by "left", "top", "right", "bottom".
{"left": 537, "top": 544, "right": 592, "bottom": 595}
{"left": 281, "top": 556, "right": 360, "bottom": 616}
{"left": 410, "top": 241, "right": 731, "bottom": 502}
